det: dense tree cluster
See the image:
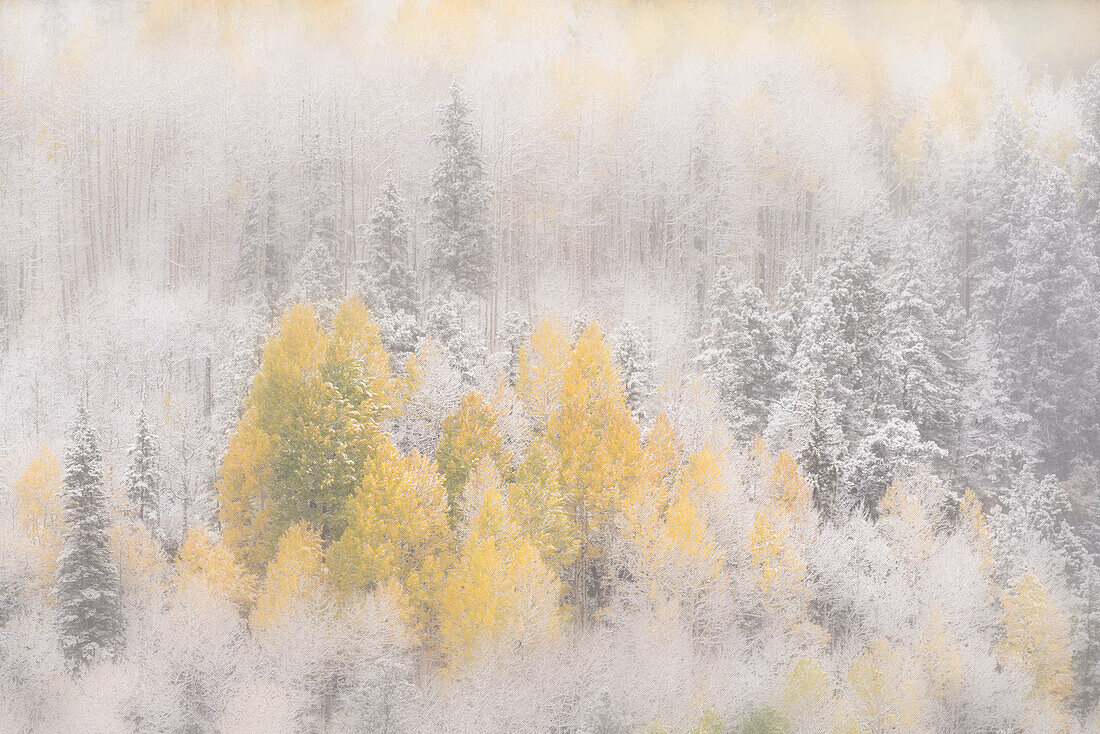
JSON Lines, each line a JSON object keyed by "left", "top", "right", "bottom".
{"left": 2, "top": 301, "right": 1099, "bottom": 731}
{"left": 1, "top": 1, "right": 1099, "bottom": 731}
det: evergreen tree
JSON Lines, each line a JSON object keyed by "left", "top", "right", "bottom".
{"left": 996, "top": 164, "right": 1100, "bottom": 473}
{"left": 236, "top": 180, "right": 283, "bottom": 308}
{"left": 377, "top": 307, "right": 424, "bottom": 371}
{"left": 425, "top": 292, "right": 487, "bottom": 384}
{"left": 956, "top": 326, "right": 1039, "bottom": 493}
{"left": 287, "top": 240, "right": 343, "bottom": 319}
{"left": 768, "top": 369, "right": 847, "bottom": 519}
{"left": 880, "top": 236, "right": 963, "bottom": 461}
{"left": 56, "top": 406, "right": 123, "bottom": 667}
{"left": 367, "top": 178, "right": 418, "bottom": 317}
{"left": 612, "top": 319, "right": 655, "bottom": 423}
{"left": 427, "top": 83, "right": 492, "bottom": 298}
{"left": 498, "top": 311, "right": 531, "bottom": 385}
{"left": 694, "top": 269, "right": 784, "bottom": 439}
{"left": 775, "top": 265, "right": 811, "bottom": 361}
{"left": 124, "top": 410, "right": 162, "bottom": 540}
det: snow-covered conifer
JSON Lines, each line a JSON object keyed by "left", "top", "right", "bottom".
{"left": 125, "top": 410, "right": 163, "bottom": 539}
{"left": 427, "top": 84, "right": 492, "bottom": 298}
{"left": 612, "top": 319, "right": 654, "bottom": 422}
{"left": 56, "top": 406, "right": 123, "bottom": 667}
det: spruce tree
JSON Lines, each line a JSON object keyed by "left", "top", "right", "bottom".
{"left": 498, "top": 311, "right": 531, "bottom": 385}
{"left": 368, "top": 178, "right": 418, "bottom": 317}
{"left": 695, "top": 269, "right": 784, "bottom": 440}
{"left": 427, "top": 83, "right": 492, "bottom": 298}
{"left": 287, "top": 240, "right": 342, "bottom": 318}
{"left": 880, "top": 236, "right": 963, "bottom": 460}
{"left": 125, "top": 410, "right": 162, "bottom": 539}
{"left": 612, "top": 319, "right": 655, "bottom": 423}
{"left": 425, "top": 292, "right": 487, "bottom": 384}
{"left": 56, "top": 406, "right": 123, "bottom": 667}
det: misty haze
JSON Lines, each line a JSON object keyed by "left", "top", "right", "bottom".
{"left": 1, "top": 1, "right": 1099, "bottom": 732}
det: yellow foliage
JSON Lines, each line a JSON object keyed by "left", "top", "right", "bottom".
{"left": 440, "top": 477, "right": 560, "bottom": 668}
{"left": 251, "top": 523, "right": 326, "bottom": 630}
{"left": 516, "top": 315, "right": 571, "bottom": 426}
{"left": 918, "top": 610, "right": 964, "bottom": 701}
{"left": 748, "top": 505, "right": 808, "bottom": 613}
{"left": 877, "top": 473, "right": 946, "bottom": 571}
{"left": 766, "top": 450, "right": 811, "bottom": 520}
{"left": 14, "top": 447, "right": 63, "bottom": 595}
{"left": 782, "top": 656, "right": 832, "bottom": 726}
{"left": 997, "top": 572, "right": 1074, "bottom": 704}
{"left": 848, "top": 637, "right": 923, "bottom": 731}
{"left": 437, "top": 391, "right": 511, "bottom": 520}
{"left": 929, "top": 46, "right": 992, "bottom": 139}
{"left": 506, "top": 440, "right": 578, "bottom": 575}
{"left": 673, "top": 447, "right": 724, "bottom": 506}
{"left": 326, "top": 296, "right": 399, "bottom": 423}
{"left": 958, "top": 489, "right": 993, "bottom": 575}
{"left": 329, "top": 438, "right": 454, "bottom": 637}
{"left": 176, "top": 526, "right": 256, "bottom": 612}
{"left": 893, "top": 114, "right": 928, "bottom": 185}
{"left": 111, "top": 523, "right": 170, "bottom": 604}
{"left": 551, "top": 322, "right": 642, "bottom": 524}
{"left": 218, "top": 406, "right": 276, "bottom": 574}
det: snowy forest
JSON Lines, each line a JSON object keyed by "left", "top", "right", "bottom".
{"left": 1, "top": 0, "right": 1100, "bottom": 731}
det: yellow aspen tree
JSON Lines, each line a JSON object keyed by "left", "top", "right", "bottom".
{"left": 997, "top": 572, "right": 1074, "bottom": 705}
{"left": 13, "top": 448, "right": 63, "bottom": 594}
{"left": 877, "top": 472, "right": 946, "bottom": 573}
{"left": 748, "top": 505, "right": 809, "bottom": 616}
{"left": 176, "top": 526, "right": 256, "bottom": 613}
{"left": 549, "top": 322, "right": 642, "bottom": 626}
{"left": 251, "top": 523, "right": 326, "bottom": 630}
{"left": 230, "top": 303, "right": 333, "bottom": 543}
{"left": 766, "top": 450, "right": 811, "bottom": 520}
{"left": 673, "top": 447, "right": 724, "bottom": 506}
{"left": 506, "top": 440, "right": 578, "bottom": 576}
{"left": 324, "top": 296, "right": 398, "bottom": 426}
{"left": 436, "top": 391, "right": 511, "bottom": 521}
{"left": 111, "top": 522, "right": 170, "bottom": 607}
{"left": 848, "top": 637, "right": 922, "bottom": 731}
{"left": 918, "top": 610, "right": 964, "bottom": 703}
{"left": 781, "top": 656, "right": 834, "bottom": 732}
{"left": 957, "top": 489, "right": 994, "bottom": 575}
{"left": 515, "top": 315, "right": 571, "bottom": 427}
{"left": 217, "top": 405, "right": 276, "bottom": 574}
{"left": 328, "top": 438, "right": 454, "bottom": 637}
{"left": 440, "top": 475, "right": 560, "bottom": 668}
{"left": 657, "top": 493, "right": 726, "bottom": 640}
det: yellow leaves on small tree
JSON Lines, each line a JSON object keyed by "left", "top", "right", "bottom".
{"left": 848, "top": 637, "right": 923, "bottom": 732}
{"left": 766, "top": 450, "right": 811, "bottom": 520}
{"left": 505, "top": 440, "right": 578, "bottom": 576}
{"left": 957, "top": 489, "right": 993, "bottom": 575}
{"left": 515, "top": 316, "right": 571, "bottom": 427}
{"left": 328, "top": 438, "right": 454, "bottom": 637}
{"left": 437, "top": 391, "right": 512, "bottom": 521}
{"left": 748, "top": 504, "right": 809, "bottom": 616}
{"left": 877, "top": 471, "right": 947, "bottom": 573}
{"left": 176, "top": 526, "right": 256, "bottom": 613}
{"left": 997, "top": 571, "right": 1074, "bottom": 705}
{"left": 917, "top": 610, "right": 964, "bottom": 703}
{"left": 549, "top": 321, "right": 642, "bottom": 625}
{"left": 218, "top": 405, "right": 276, "bottom": 574}
{"left": 440, "top": 474, "right": 560, "bottom": 668}
{"left": 251, "top": 523, "right": 326, "bottom": 630}
{"left": 14, "top": 447, "right": 63, "bottom": 594}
